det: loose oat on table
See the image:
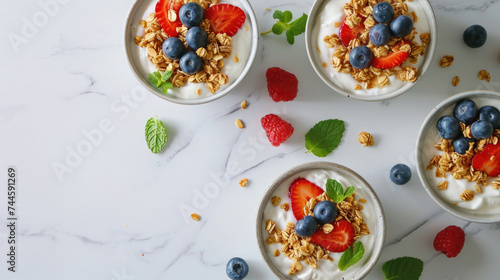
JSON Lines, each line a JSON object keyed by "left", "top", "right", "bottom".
{"left": 478, "top": 70, "right": 491, "bottom": 82}
{"left": 440, "top": 55, "right": 454, "bottom": 68}
{"left": 191, "top": 213, "right": 201, "bottom": 221}
{"left": 239, "top": 178, "right": 248, "bottom": 187}
{"left": 358, "top": 131, "right": 375, "bottom": 147}
{"left": 271, "top": 196, "right": 281, "bottom": 206}
{"left": 235, "top": 119, "right": 245, "bottom": 129}
{"left": 240, "top": 100, "right": 247, "bottom": 109}
{"left": 452, "top": 76, "right": 460, "bottom": 87}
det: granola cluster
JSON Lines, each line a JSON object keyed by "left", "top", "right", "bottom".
{"left": 323, "top": 0, "right": 429, "bottom": 89}
{"left": 427, "top": 124, "right": 500, "bottom": 200}
{"left": 265, "top": 191, "right": 369, "bottom": 275}
{"left": 134, "top": 0, "right": 234, "bottom": 94}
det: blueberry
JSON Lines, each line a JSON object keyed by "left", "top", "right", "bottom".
{"left": 294, "top": 215, "right": 318, "bottom": 237}
{"left": 313, "top": 200, "right": 337, "bottom": 224}
{"left": 179, "top": 2, "right": 204, "bottom": 27}
{"left": 471, "top": 120, "right": 493, "bottom": 139}
{"left": 349, "top": 46, "right": 373, "bottom": 69}
{"left": 478, "top": 106, "right": 500, "bottom": 129}
{"left": 437, "top": 115, "right": 461, "bottom": 140}
{"left": 186, "top": 26, "right": 208, "bottom": 51}
{"left": 390, "top": 15, "right": 414, "bottom": 38}
{"left": 162, "top": 37, "right": 185, "bottom": 60}
{"left": 369, "top": 24, "right": 391, "bottom": 46}
{"left": 179, "top": 52, "right": 203, "bottom": 74}
{"left": 452, "top": 136, "right": 475, "bottom": 155}
{"left": 372, "top": 1, "right": 394, "bottom": 23}
{"left": 226, "top": 257, "right": 249, "bottom": 280}
{"left": 463, "top": 24, "right": 487, "bottom": 48}
{"left": 454, "top": 99, "right": 478, "bottom": 125}
{"left": 390, "top": 163, "right": 411, "bottom": 185}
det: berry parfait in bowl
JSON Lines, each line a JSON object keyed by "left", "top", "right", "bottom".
{"left": 416, "top": 90, "right": 500, "bottom": 223}
{"left": 125, "top": 0, "right": 258, "bottom": 104}
{"left": 305, "top": 0, "right": 437, "bottom": 101}
{"left": 256, "top": 161, "right": 385, "bottom": 279}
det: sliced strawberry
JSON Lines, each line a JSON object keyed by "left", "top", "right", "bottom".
{"left": 472, "top": 143, "right": 500, "bottom": 177}
{"left": 372, "top": 40, "right": 411, "bottom": 69}
{"left": 289, "top": 178, "right": 324, "bottom": 221}
{"left": 205, "top": 4, "right": 246, "bottom": 37}
{"left": 338, "top": 15, "right": 366, "bottom": 46}
{"left": 311, "top": 220, "right": 355, "bottom": 253}
{"left": 155, "top": 0, "right": 183, "bottom": 37}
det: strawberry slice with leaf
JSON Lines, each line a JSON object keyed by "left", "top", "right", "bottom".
{"left": 472, "top": 143, "right": 500, "bottom": 177}
{"left": 155, "top": 0, "right": 183, "bottom": 37}
{"left": 205, "top": 4, "right": 246, "bottom": 37}
{"left": 289, "top": 178, "right": 324, "bottom": 221}
{"left": 372, "top": 40, "right": 411, "bottom": 69}
{"left": 311, "top": 220, "right": 355, "bottom": 253}
{"left": 338, "top": 15, "right": 366, "bottom": 46}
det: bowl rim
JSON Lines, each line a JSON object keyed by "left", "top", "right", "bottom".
{"left": 123, "top": 0, "right": 259, "bottom": 105}
{"left": 415, "top": 90, "right": 500, "bottom": 223}
{"left": 304, "top": 0, "right": 437, "bottom": 101}
{"left": 256, "top": 161, "right": 386, "bottom": 280}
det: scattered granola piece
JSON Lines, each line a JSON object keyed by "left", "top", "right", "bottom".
{"left": 460, "top": 189, "right": 474, "bottom": 201}
{"left": 492, "top": 180, "right": 500, "bottom": 190}
{"left": 322, "top": 62, "right": 327, "bottom": 67}
{"left": 354, "top": 84, "right": 362, "bottom": 90}
{"left": 478, "top": 70, "right": 491, "bottom": 82}
{"left": 239, "top": 178, "right": 248, "bottom": 187}
{"left": 334, "top": 21, "right": 341, "bottom": 28}
{"left": 452, "top": 76, "right": 460, "bottom": 87}
{"left": 233, "top": 54, "right": 239, "bottom": 63}
{"left": 437, "top": 181, "right": 448, "bottom": 190}
{"left": 474, "top": 183, "right": 483, "bottom": 193}
{"left": 280, "top": 203, "right": 290, "bottom": 211}
{"left": 191, "top": 213, "right": 201, "bottom": 221}
{"left": 266, "top": 8, "right": 270, "bottom": 11}
{"left": 273, "top": 249, "right": 280, "bottom": 257}
{"left": 359, "top": 198, "right": 367, "bottom": 203}
{"left": 440, "top": 55, "right": 454, "bottom": 68}
{"left": 235, "top": 119, "right": 245, "bottom": 129}
{"left": 240, "top": 100, "right": 247, "bottom": 109}
{"left": 196, "top": 88, "right": 201, "bottom": 95}
{"left": 358, "top": 131, "right": 375, "bottom": 146}
{"left": 271, "top": 196, "right": 281, "bottom": 206}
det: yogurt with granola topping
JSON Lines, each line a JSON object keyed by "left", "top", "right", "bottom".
{"left": 308, "top": 0, "right": 434, "bottom": 97}
{"left": 261, "top": 168, "right": 383, "bottom": 279}
{"left": 129, "top": 0, "right": 254, "bottom": 100}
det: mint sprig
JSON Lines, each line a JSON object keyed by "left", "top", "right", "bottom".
{"left": 338, "top": 242, "right": 365, "bottom": 271}
{"left": 383, "top": 257, "right": 424, "bottom": 280}
{"left": 148, "top": 71, "right": 173, "bottom": 94}
{"left": 305, "top": 119, "right": 345, "bottom": 157}
{"left": 145, "top": 116, "right": 168, "bottom": 154}
{"left": 261, "top": 10, "right": 308, "bottom": 45}
{"left": 326, "top": 179, "right": 354, "bottom": 204}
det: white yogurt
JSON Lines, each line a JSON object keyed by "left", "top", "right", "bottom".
{"left": 131, "top": 0, "right": 253, "bottom": 99}
{"left": 423, "top": 97, "right": 500, "bottom": 215}
{"left": 262, "top": 169, "right": 377, "bottom": 279}
{"left": 310, "top": 0, "right": 431, "bottom": 96}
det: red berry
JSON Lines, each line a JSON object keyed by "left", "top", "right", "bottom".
{"left": 261, "top": 114, "right": 294, "bottom": 147}
{"left": 204, "top": 4, "right": 246, "bottom": 37}
{"left": 471, "top": 143, "right": 500, "bottom": 177}
{"left": 155, "top": 0, "right": 183, "bottom": 37}
{"left": 433, "top": 225, "right": 465, "bottom": 258}
{"left": 266, "top": 67, "right": 298, "bottom": 102}
{"left": 311, "top": 220, "right": 355, "bottom": 253}
{"left": 289, "top": 178, "right": 324, "bottom": 221}
{"left": 339, "top": 15, "right": 366, "bottom": 46}
{"left": 372, "top": 40, "right": 410, "bottom": 69}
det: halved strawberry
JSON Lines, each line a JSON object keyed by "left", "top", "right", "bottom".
{"left": 155, "top": 0, "right": 183, "bottom": 37}
{"left": 372, "top": 40, "right": 411, "bottom": 69}
{"left": 204, "top": 4, "right": 246, "bottom": 37}
{"left": 472, "top": 143, "right": 500, "bottom": 176}
{"left": 289, "top": 178, "right": 324, "bottom": 221}
{"left": 338, "top": 15, "right": 366, "bottom": 46}
{"left": 311, "top": 220, "right": 355, "bottom": 253}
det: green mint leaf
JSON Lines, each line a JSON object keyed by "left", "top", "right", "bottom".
{"left": 383, "top": 257, "right": 424, "bottom": 280}
{"left": 145, "top": 116, "right": 168, "bottom": 154}
{"left": 148, "top": 72, "right": 160, "bottom": 87}
{"left": 286, "top": 29, "right": 294, "bottom": 45}
{"left": 289, "top": 13, "right": 307, "bottom": 36}
{"left": 161, "top": 71, "right": 173, "bottom": 82}
{"left": 305, "top": 119, "right": 345, "bottom": 157}
{"left": 161, "top": 82, "right": 173, "bottom": 94}
{"left": 273, "top": 10, "right": 284, "bottom": 21}
{"left": 344, "top": 186, "right": 355, "bottom": 200}
{"left": 280, "top": 10, "right": 293, "bottom": 23}
{"left": 272, "top": 22, "right": 285, "bottom": 35}
{"left": 339, "top": 242, "right": 365, "bottom": 271}
{"left": 326, "top": 179, "right": 344, "bottom": 204}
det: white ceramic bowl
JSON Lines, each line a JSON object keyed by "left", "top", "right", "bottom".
{"left": 124, "top": 0, "right": 258, "bottom": 105}
{"left": 256, "top": 161, "right": 385, "bottom": 280}
{"left": 305, "top": 0, "right": 437, "bottom": 101}
{"left": 416, "top": 90, "right": 500, "bottom": 223}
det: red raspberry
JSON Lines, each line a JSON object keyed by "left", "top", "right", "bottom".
{"left": 261, "top": 114, "right": 294, "bottom": 147}
{"left": 433, "top": 225, "right": 465, "bottom": 258}
{"left": 266, "top": 67, "right": 298, "bottom": 102}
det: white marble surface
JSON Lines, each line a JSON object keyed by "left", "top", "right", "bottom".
{"left": 1, "top": 0, "right": 499, "bottom": 279}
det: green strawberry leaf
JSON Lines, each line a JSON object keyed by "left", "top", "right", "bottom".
{"left": 305, "top": 119, "right": 345, "bottom": 157}
{"left": 145, "top": 116, "right": 168, "bottom": 154}
{"left": 383, "top": 257, "right": 424, "bottom": 280}
{"left": 339, "top": 242, "right": 365, "bottom": 271}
